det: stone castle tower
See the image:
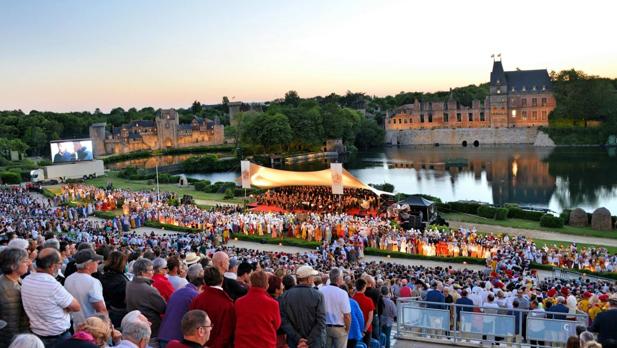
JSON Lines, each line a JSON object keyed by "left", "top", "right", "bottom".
{"left": 489, "top": 58, "right": 509, "bottom": 128}
{"left": 155, "top": 109, "right": 180, "bottom": 149}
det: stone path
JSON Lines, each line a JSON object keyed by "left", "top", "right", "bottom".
{"left": 448, "top": 220, "right": 617, "bottom": 247}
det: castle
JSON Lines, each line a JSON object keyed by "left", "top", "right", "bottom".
{"left": 386, "top": 59, "right": 556, "bottom": 131}
{"left": 89, "top": 109, "right": 224, "bottom": 156}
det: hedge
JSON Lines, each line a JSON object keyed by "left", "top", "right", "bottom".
{"left": 143, "top": 221, "right": 202, "bottom": 233}
{"left": 94, "top": 211, "right": 118, "bottom": 220}
{"left": 41, "top": 188, "right": 57, "bottom": 199}
{"left": 0, "top": 171, "right": 22, "bottom": 184}
{"left": 447, "top": 201, "right": 482, "bottom": 214}
{"left": 540, "top": 214, "right": 564, "bottom": 228}
{"left": 477, "top": 205, "right": 497, "bottom": 219}
{"left": 508, "top": 207, "right": 544, "bottom": 221}
{"left": 495, "top": 208, "right": 509, "bottom": 220}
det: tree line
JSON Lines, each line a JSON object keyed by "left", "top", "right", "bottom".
{"left": 1, "top": 69, "right": 616, "bottom": 157}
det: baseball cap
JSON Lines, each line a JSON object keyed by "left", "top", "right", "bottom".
{"left": 74, "top": 249, "right": 103, "bottom": 264}
{"left": 296, "top": 265, "right": 318, "bottom": 279}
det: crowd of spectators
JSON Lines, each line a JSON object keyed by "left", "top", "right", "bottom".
{"left": 1, "top": 185, "right": 617, "bottom": 347}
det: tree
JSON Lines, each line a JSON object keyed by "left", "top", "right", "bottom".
{"left": 284, "top": 90, "right": 300, "bottom": 107}
{"left": 191, "top": 100, "right": 203, "bottom": 114}
{"left": 355, "top": 118, "right": 385, "bottom": 150}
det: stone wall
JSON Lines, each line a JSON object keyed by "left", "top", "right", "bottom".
{"left": 385, "top": 127, "right": 554, "bottom": 146}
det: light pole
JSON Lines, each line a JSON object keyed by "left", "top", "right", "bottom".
{"left": 155, "top": 162, "right": 160, "bottom": 201}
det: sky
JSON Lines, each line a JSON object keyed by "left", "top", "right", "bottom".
{"left": 1, "top": 0, "right": 616, "bottom": 113}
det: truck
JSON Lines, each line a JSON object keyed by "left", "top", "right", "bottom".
{"left": 30, "top": 160, "right": 105, "bottom": 183}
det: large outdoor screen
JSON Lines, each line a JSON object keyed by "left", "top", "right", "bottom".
{"left": 50, "top": 139, "right": 94, "bottom": 163}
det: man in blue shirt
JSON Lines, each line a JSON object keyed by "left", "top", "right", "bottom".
{"left": 425, "top": 282, "right": 445, "bottom": 309}
{"left": 546, "top": 296, "right": 569, "bottom": 320}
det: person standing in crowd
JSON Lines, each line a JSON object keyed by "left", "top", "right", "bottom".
{"left": 235, "top": 270, "right": 282, "bottom": 348}
{"left": 362, "top": 275, "right": 383, "bottom": 341}
{"left": 353, "top": 278, "right": 374, "bottom": 345}
{"left": 126, "top": 258, "right": 166, "bottom": 348}
{"left": 212, "top": 251, "right": 246, "bottom": 301}
{"left": 0, "top": 248, "right": 30, "bottom": 347}
{"left": 99, "top": 251, "right": 130, "bottom": 328}
{"left": 547, "top": 296, "right": 569, "bottom": 320}
{"left": 152, "top": 257, "right": 174, "bottom": 302}
{"left": 21, "top": 248, "right": 81, "bottom": 347}
{"left": 166, "top": 256, "right": 188, "bottom": 291}
{"left": 167, "top": 310, "right": 212, "bottom": 348}
{"left": 159, "top": 264, "right": 205, "bottom": 348}
{"left": 319, "top": 268, "right": 350, "bottom": 348}
{"left": 236, "top": 261, "right": 253, "bottom": 291}
{"left": 190, "top": 266, "right": 235, "bottom": 348}
{"left": 114, "top": 319, "right": 152, "bottom": 348}
{"left": 380, "top": 286, "right": 397, "bottom": 348}
{"left": 64, "top": 249, "right": 107, "bottom": 329}
{"left": 425, "top": 281, "right": 445, "bottom": 309}
{"left": 279, "top": 265, "right": 326, "bottom": 348}
{"left": 8, "top": 334, "right": 45, "bottom": 348}
{"left": 340, "top": 284, "right": 364, "bottom": 348}
{"left": 589, "top": 293, "right": 617, "bottom": 348}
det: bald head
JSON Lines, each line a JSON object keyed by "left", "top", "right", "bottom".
{"left": 36, "top": 248, "right": 61, "bottom": 273}
{"left": 212, "top": 251, "right": 230, "bottom": 274}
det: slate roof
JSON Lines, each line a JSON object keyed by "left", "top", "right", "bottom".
{"left": 128, "top": 132, "right": 142, "bottom": 140}
{"left": 178, "top": 124, "right": 193, "bottom": 131}
{"left": 504, "top": 69, "right": 552, "bottom": 92}
{"left": 128, "top": 120, "right": 155, "bottom": 128}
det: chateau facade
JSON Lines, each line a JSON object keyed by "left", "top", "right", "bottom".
{"left": 89, "top": 109, "right": 224, "bottom": 156}
{"left": 386, "top": 60, "right": 556, "bottom": 131}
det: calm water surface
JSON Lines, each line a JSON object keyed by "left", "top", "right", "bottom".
{"left": 120, "top": 146, "right": 617, "bottom": 214}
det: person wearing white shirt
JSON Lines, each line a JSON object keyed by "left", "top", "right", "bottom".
{"left": 21, "top": 248, "right": 81, "bottom": 348}
{"left": 64, "top": 249, "right": 107, "bottom": 329}
{"left": 319, "top": 268, "right": 351, "bottom": 348}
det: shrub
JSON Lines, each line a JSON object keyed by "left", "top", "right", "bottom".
{"left": 477, "top": 205, "right": 497, "bottom": 219}
{"left": 0, "top": 171, "right": 22, "bottom": 184}
{"left": 193, "top": 180, "right": 211, "bottom": 192}
{"left": 495, "top": 208, "right": 509, "bottom": 220}
{"left": 369, "top": 183, "right": 395, "bottom": 193}
{"left": 223, "top": 188, "right": 235, "bottom": 199}
{"left": 540, "top": 214, "right": 564, "bottom": 228}
{"left": 560, "top": 209, "right": 572, "bottom": 225}
{"left": 449, "top": 201, "right": 483, "bottom": 214}
{"left": 508, "top": 207, "right": 544, "bottom": 221}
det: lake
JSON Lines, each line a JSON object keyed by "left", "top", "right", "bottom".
{"left": 116, "top": 145, "right": 617, "bottom": 214}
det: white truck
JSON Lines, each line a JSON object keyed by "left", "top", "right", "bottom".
{"left": 30, "top": 160, "right": 105, "bottom": 183}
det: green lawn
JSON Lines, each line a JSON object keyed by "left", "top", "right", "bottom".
{"left": 442, "top": 212, "right": 617, "bottom": 240}
{"left": 52, "top": 171, "right": 247, "bottom": 204}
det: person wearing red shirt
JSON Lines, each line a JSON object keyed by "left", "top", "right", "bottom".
{"left": 234, "top": 270, "right": 281, "bottom": 348}
{"left": 352, "top": 278, "right": 374, "bottom": 345}
{"left": 152, "top": 257, "right": 174, "bottom": 302}
{"left": 190, "top": 267, "right": 235, "bottom": 348}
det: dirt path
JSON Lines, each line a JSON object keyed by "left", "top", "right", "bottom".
{"left": 448, "top": 220, "right": 617, "bottom": 247}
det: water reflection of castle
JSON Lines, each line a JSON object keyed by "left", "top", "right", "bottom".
{"left": 384, "top": 147, "right": 556, "bottom": 206}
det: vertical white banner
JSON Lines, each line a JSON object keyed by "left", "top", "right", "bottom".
{"left": 240, "top": 160, "right": 251, "bottom": 189}
{"left": 331, "top": 163, "right": 343, "bottom": 195}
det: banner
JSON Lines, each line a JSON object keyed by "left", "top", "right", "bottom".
{"left": 241, "top": 161, "right": 251, "bottom": 189}
{"left": 330, "top": 163, "right": 343, "bottom": 195}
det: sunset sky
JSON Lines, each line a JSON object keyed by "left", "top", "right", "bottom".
{"left": 1, "top": 0, "right": 616, "bottom": 113}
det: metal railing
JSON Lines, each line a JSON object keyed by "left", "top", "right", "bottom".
{"left": 552, "top": 268, "right": 615, "bottom": 283}
{"left": 396, "top": 297, "right": 588, "bottom": 347}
